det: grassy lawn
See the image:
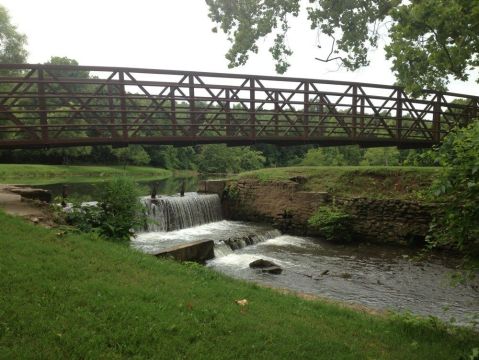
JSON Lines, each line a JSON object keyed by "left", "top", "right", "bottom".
{"left": 0, "top": 164, "right": 174, "bottom": 185}
{"left": 0, "top": 211, "right": 477, "bottom": 359}
{"left": 236, "top": 166, "right": 440, "bottom": 200}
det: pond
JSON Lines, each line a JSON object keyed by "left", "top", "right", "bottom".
{"left": 30, "top": 176, "right": 199, "bottom": 201}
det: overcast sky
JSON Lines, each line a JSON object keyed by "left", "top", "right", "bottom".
{"left": 2, "top": 0, "right": 477, "bottom": 95}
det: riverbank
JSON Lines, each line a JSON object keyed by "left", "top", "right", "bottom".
{"left": 201, "top": 167, "right": 442, "bottom": 245}
{"left": 0, "top": 164, "right": 176, "bottom": 185}
{"left": 236, "top": 166, "right": 439, "bottom": 200}
{"left": 1, "top": 210, "right": 477, "bottom": 359}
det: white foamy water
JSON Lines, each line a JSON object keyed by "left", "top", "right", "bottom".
{"left": 259, "top": 235, "right": 309, "bottom": 247}
{"left": 132, "top": 220, "right": 280, "bottom": 254}
{"left": 141, "top": 192, "right": 222, "bottom": 232}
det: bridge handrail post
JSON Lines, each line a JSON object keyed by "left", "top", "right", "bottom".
{"left": 432, "top": 92, "right": 441, "bottom": 143}
{"left": 472, "top": 98, "right": 478, "bottom": 121}
{"left": 37, "top": 67, "right": 48, "bottom": 141}
{"left": 170, "top": 87, "right": 177, "bottom": 136}
{"left": 250, "top": 77, "right": 256, "bottom": 139}
{"left": 352, "top": 85, "right": 357, "bottom": 139}
{"left": 397, "top": 90, "right": 402, "bottom": 141}
{"left": 189, "top": 74, "right": 196, "bottom": 137}
{"left": 225, "top": 88, "right": 231, "bottom": 136}
{"left": 360, "top": 96, "right": 365, "bottom": 134}
{"left": 118, "top": 71, "right": 128, "bottom": 141}
{"left": 274, "top": 91, "right": 279, "bottom": 136}
{"left": 304, "top": 82, "right": 309, "bottom": 138}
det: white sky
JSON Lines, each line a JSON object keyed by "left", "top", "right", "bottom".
{"left": 2, "top": 0, "right": 477, "bottom": 95}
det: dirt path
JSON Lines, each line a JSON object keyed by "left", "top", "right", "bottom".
{"left": 0, "top": 185, "right": 53, "bottom": 226}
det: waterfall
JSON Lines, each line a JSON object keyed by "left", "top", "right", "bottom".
{"left": 218, "top": 229, "right": 282, "bottom": 252}
{"left": 142, "top": 192, "right": 223, "bottom": 232}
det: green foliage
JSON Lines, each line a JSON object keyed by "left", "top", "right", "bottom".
{"left": 145, "top": 145, "right": 197, "bottom": 170}
{"left": 223, "top": 184, "right": 240, "bottom": 202}
{"left": 206, "top": 0, "right": 479, "bottom": 93}
{"left": 237, "top": 166, "right": 438, "bottom": 200}
{"left": 112, "top": 145, "right": 151, "bottom": 166}
{"left": 360, "top": 147, "right": 400, "bottom": 166}
{"left": 0, "top": 5, "right": 27, "bottom": 65}
{"left": 385, "top": 0, "right": 479, "bottom": 94}
{"left": 60, "top": 177, "right": 144, "bottom": 241}
{"left": 196, "top": 144, "right": 265, "bottom": 173}
{"left": 63, "top": 202, "right": 103, "bottom": 233}
{"left": 97, "top": 177, "right": 144, "bottom": 241}
{"left": 308, "top": 206, "right": 352, "bottom": 242}
{"left": 428, "top": 122, "right": 479, "bottom": 255}
{"left": 0, "top": 164, "right": 172, "bottom": 185}
{"left": 253, "top": 144, "right": 312, "bottom": 167}
{"left": 301, "top": 146, "right": 365, "bottom": 166}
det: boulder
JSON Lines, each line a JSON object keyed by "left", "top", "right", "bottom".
{"left": 249, "top": 259, "right": 283, "bottom": 274}
{"left": 154, "top": 239, "right": 215, "bottom": 263}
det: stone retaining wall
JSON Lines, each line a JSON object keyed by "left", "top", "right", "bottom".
{"left": 200, "top": 179, "right": 437, "bottom": 245}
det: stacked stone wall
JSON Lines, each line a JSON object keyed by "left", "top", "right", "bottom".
{"left": 200, "top": 179, "right": 437, "bottom": 245}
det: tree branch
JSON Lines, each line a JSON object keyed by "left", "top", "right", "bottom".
{"left": 315, "top": 36, "right": 344, "bottom": 63}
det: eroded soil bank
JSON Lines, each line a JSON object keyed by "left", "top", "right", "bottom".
{"left": 0, "top": 185, "right": 53, "bottom": 226}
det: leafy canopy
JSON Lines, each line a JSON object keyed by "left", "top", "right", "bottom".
{"left": 0, "top": 4, "right": 27, "bottom": 64}
{"left": 429, "top": 121, "right": 479, "bottom": 255}
{"left": 206, "top": 0, "right": 479, "bottom": 93}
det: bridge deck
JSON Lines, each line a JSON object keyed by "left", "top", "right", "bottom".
{"left": 0, "top": 64, "right": 477, "bottom": 149}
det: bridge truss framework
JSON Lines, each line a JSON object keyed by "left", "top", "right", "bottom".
{"left": 0, "top": 64, "right": 477, "bottom": 149}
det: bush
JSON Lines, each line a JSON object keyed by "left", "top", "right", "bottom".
{"left": 61, "top": 177, "right": 144, "bottom": 241}
{"left": 428, "top": 121, "right": 479, "bottom": 256}
{"left": 97, "top": 177, "right": 144, "bottom": 241}
{"left": 308, "top": 206, "right": 352, "bottom": 242}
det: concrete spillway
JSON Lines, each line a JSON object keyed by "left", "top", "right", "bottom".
{"left": 141, "top": 192, "right": 223, "bottom": 232}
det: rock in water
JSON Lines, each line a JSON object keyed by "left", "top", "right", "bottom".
{"left": 249, "top": 259, "right": 283, "bottom": 274}
{"left": 261, "top": 266, "right": 283, "bottom": 275}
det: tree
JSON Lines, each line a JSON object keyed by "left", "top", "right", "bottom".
{"left": 429, "top": 121, "right": 479, "bottom": 255}
{"left": 0, "top": 4, "right": 27, "bottom": 64}
{"left": 301, "top": 147, "right": 346, "bottom": 166}
{"left": 360, "top": 147, "right": 400, "bottom": 166}
{"left": 206, "top": 0, "right": 479, "bottom": 93}
{"left": 301, "top": 146, "right": 364, "bottom": 166}
{"left": 195, "top": 144, "right": 265, "bottom": 173}
{"left": 113, "top": 145, "right": 151, "bottom": 166}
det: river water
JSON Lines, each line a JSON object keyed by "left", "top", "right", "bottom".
{"left": 32, "top": 180, "right": 479, "bottom": 326}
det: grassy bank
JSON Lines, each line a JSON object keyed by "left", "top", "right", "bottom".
{"left": 0, "top": 164, "right": 174, "bottom": 185}
{"left": 0, "top": 212, "right": 477, "bottom": 359}
{"left": 236, "top": 166, "right": 440, "bottom": 200}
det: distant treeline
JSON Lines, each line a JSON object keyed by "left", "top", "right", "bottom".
{"left": 0, "top": 143, "right": 435, "bottom": 173}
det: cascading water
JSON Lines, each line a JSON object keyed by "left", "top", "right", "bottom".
{"left": 142, "top": 192, "right": 223, "bottom": 232}
{"left": 132, "top": 191, "right": 479, "bottom": 326}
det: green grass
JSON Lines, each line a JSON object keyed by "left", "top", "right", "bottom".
{"left": 236, "top": 166, "right": 440, "bottom": 200}
{"left": 0, "top": 164, "right": 174, "bottom": 185}
{"left": 1, "top": 211, "right": 477, "bottom": 359}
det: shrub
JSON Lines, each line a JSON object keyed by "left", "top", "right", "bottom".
{"left": 60, "top": 177, "right": 144, "bottom": 242}
{"left": 308, "top": 206, "right": 352, "bottom": 242}
{"left": 97, "top": 177, "right": 144, "bottom": 241}
{"left": 428, "top": 121, "right": 479, "bottom": 256}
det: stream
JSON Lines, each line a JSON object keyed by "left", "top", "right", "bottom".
{"left": 31, "top": 180, "right": 479, "bottom": 326}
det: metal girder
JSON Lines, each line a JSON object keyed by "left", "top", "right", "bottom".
{"left": 0, "top": 63, "right": 477, "bottom": 150}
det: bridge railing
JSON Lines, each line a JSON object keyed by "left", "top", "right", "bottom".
{"left": 0, "top": 64, "right": 477, "bottom": 149}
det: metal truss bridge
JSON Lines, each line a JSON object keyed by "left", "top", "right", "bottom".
{"left": 0, "top": 64, "right": 477, "bottom": 149}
